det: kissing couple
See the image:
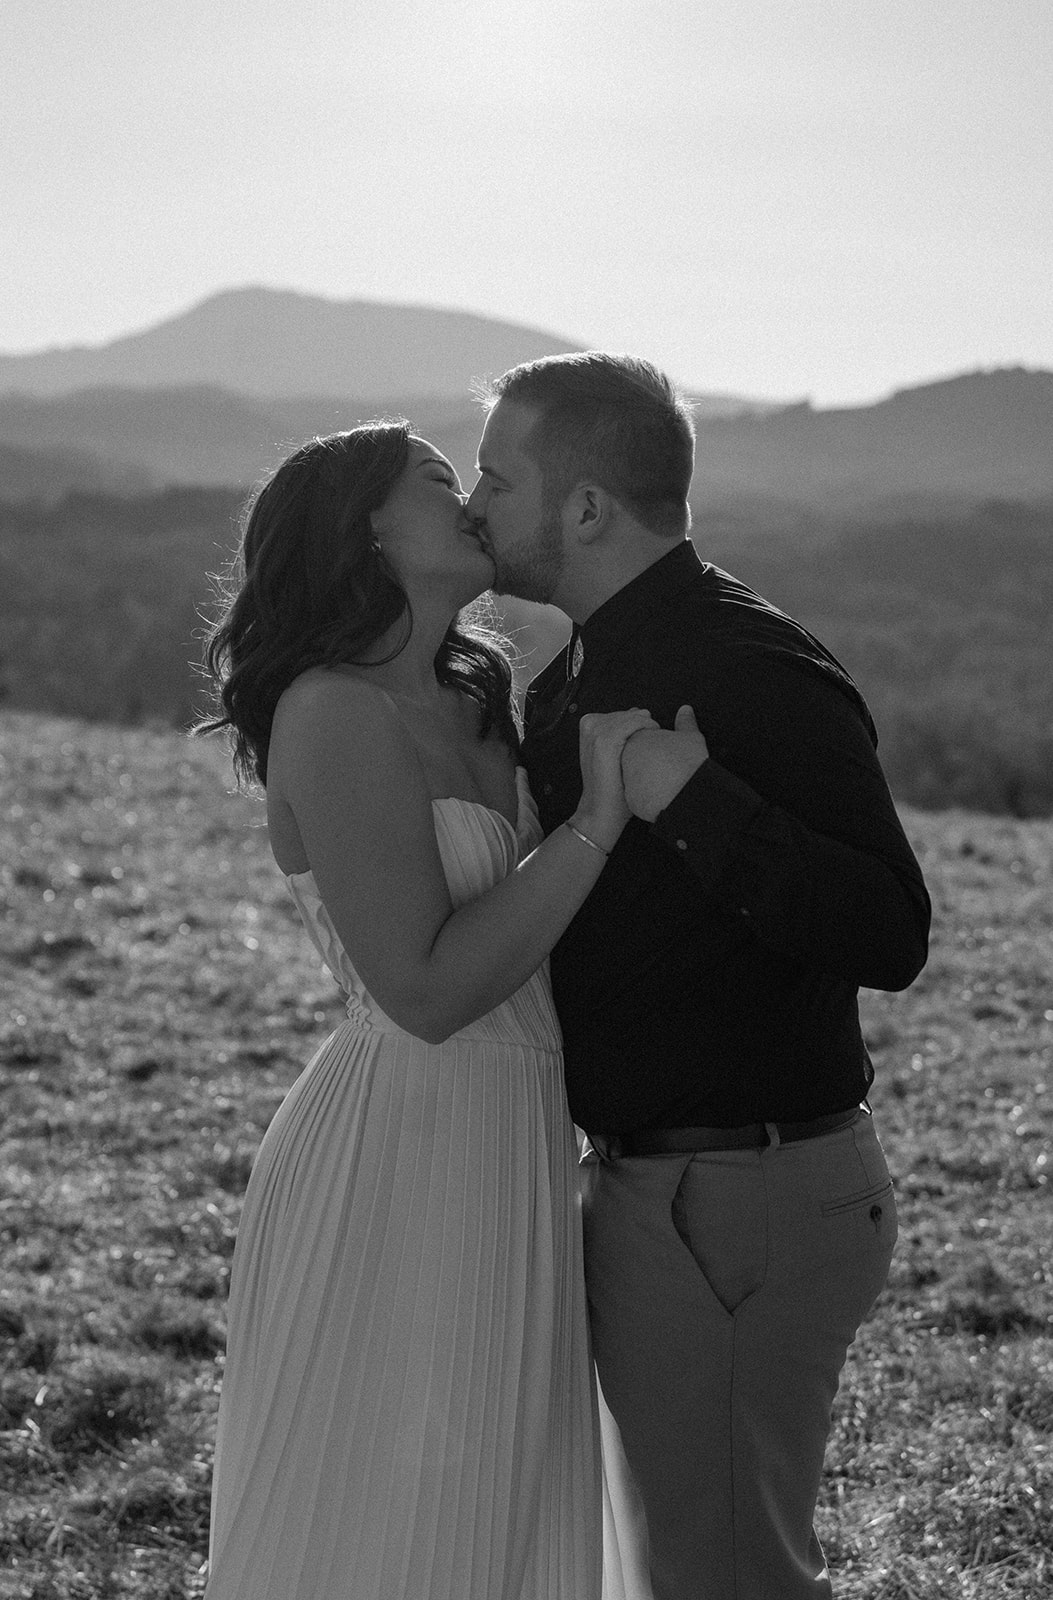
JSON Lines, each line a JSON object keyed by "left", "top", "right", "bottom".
{"left": 200, "top": 351, "right": 930, "bottom": 1599}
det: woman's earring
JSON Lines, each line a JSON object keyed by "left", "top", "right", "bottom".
{"left": 370, "top": 538, "right": 381, "bottom": 554}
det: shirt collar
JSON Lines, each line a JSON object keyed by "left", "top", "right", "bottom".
{"left": 579, "top": 540, "right": 706, "bottom": 678}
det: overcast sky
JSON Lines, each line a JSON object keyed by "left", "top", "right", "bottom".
{"left": 3, "top": 0, "right": 1050, "bottom": 403}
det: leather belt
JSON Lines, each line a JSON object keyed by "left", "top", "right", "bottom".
{"left": 588, "top": 1107, "right": 862, "bottom": 1160}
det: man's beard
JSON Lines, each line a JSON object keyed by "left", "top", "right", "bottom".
{"left": 488, "top": 505, "right": 565, "bottom": 604}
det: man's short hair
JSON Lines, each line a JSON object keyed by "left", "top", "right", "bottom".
{"left": 481, "top": 352, "right": 695, "bottom": 538}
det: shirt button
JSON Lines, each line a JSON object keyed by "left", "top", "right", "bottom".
{"left": 543, "top": 783, "right": 554, "bottom": 795}
{"left": 568, "top": 702, "right": 578, "bottom": 713}
{"left": 676, "top": 839, "right": 688, "bottom": 851}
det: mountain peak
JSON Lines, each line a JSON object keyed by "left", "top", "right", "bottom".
{"left": 0, "top": 288, "right": 586, "bottom": 401}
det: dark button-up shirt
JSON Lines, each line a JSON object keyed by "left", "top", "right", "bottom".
{"left": 521, "top": 541, "right": 931, "bottom": 1133}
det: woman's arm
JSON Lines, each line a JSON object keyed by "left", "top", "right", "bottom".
{"left": 269, "top": 674, "right": 651, "bottom": 1042}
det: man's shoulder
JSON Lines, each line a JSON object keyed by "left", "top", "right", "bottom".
{"left": 667, "top": 562, "right": 802, "bottom": 643}
{"left": 580, "top": 556, "right": 815, "bottom": 667}
{"left": 668, "top": 564, "right": 877, "bottom": 737}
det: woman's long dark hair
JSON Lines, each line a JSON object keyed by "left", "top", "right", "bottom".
{"left": 197, "top": 421, "right": 518, "bottom": 786}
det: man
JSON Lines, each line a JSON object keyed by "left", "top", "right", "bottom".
{"left": 465, "top": 352, "right": 930, "bottom": 1600}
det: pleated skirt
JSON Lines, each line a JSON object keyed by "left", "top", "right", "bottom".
{"left": 204, "top": 1017, "right": 604, "bottom": 1600}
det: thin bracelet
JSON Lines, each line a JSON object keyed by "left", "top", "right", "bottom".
{"left": 565, "top": 821, "right": 610, "bottom": 857}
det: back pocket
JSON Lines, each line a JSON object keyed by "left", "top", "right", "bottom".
{"left": 820, "top": 1178, "right": 894, "bottom": 1218}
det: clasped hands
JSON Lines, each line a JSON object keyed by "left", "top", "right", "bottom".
{"left": 621, "top": 705, "right": 709, "bottom": 823}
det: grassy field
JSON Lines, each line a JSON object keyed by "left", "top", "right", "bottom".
{"left": 0, "top": 710, "right": 1049, "bottom": 1599}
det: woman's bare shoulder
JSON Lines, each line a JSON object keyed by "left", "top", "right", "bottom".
{"left": 273, "top": 668, "right": 410, "bottom": 752}
{"left": 275, "top": 665, "right": 395, "bottom": 720}
{"left": 270, "top": 669, "right": 419, "bottom": 793}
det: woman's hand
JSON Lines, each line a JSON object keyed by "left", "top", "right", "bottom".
{"left": 572, "top": 708, "right": 660, "bottom": 852}
{"left": 620, "top": 705, "right": 710, "bottom": 823}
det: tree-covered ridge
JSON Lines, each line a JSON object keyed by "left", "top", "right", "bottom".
{"left": 2, "top": 488, "right": 1051, "bottom": 815}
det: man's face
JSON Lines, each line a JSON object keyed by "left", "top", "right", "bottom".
{"left": 465, "top": 399, "right": 566, "bottom": 603}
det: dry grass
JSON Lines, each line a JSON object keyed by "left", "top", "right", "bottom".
{"left": 1, "top": 711, "right": 1050, "bottom": 1598}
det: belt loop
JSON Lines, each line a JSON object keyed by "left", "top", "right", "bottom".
{"left": 764, "top": 1121, "right": 781, "bottom": 1149}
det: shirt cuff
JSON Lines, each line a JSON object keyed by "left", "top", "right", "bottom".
{"left": 651, "top": 758, "right": 765, "bottom": 887}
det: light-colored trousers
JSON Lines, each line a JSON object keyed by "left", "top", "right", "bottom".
{"left": 582, "top": 1110, "right": 897, "bottom": 1600}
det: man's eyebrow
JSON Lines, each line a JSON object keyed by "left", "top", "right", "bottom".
{"left": 476, "top": 461, "right": 512, "bottom": 487}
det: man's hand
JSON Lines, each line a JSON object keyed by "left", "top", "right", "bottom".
{"left": 620, "top": 705, "right": 710, "bottom": 823}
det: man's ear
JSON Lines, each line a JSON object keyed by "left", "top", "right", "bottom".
{"left": 562, "top": 483, "right": 612, "bottom": 545}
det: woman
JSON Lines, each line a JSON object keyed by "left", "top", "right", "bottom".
{"left": 199, "top": 422, "right": 654, "bottom": 1600}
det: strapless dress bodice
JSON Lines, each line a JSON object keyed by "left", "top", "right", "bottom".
{"left": 283, "top": 768, "right": 562, "bottom": 1052}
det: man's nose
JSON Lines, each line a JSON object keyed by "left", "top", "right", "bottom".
{"left": 463, "top": 480, "right": 485, "bottom": 521}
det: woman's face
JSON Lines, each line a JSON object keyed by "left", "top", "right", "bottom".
{"left": 370, "top": 437, "right": 495, "bottom": 596}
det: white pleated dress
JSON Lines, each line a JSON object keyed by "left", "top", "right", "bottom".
{"left": 205, "top": 771, "right": 648, "bottom": 1600}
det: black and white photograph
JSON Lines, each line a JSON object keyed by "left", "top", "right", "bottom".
{"left": 1, "top": 4, "right": 1050, "bottom": 1597}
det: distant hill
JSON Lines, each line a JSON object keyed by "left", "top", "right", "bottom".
{"left": 690, "top": 368, "right": 1053, "bottom": 505}
{"left": 0, "top": 366, "right": 1050, "bottom": 511}
{"left": 0, "top": 386, "right": 321, "bottom": 490}
{"left": 0, "top": 287, "right": 590, "bottom": 401}
{"left": 0, "top": 386, "right": 496, "bottom": 493}
{"left": 0, "top": 439, "right": 154, "bottom": 502}
{"left": 2, "top": 486, "right": 1051, "bottom": 813}
{"left": 0, "top": 287, "right": 1048, "bottom": 509}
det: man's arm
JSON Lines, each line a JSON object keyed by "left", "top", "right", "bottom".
{"left": 621, "top": 663, "right": 930, "bottom": 992}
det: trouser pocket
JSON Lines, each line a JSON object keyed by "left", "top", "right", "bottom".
{"left": 670, "top": 1158, "right": 766, "bottom": 1315}
{"left": 820, "top": 1176, "right": 894, "bottom": 1218}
